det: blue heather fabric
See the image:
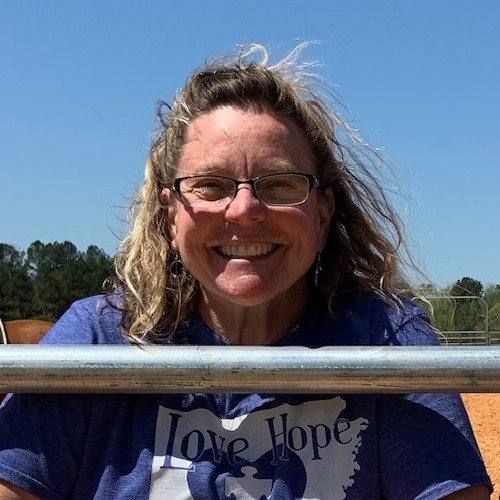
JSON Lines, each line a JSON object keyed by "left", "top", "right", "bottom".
{"left": 0, "top": 294, "right": 492, "bottom": 499}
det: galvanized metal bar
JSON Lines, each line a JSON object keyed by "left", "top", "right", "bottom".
{"left": 0, "top": 345, "right": 499, "bottom": 394}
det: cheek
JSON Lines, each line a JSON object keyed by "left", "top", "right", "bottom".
{"left": 170, "top": 208, "right": 212, "bottom": 254}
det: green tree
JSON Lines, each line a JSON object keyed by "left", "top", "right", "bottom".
{"left": 449, "top": 277, "right": 483, "bottom": 298}
{"left": 1, "top": 241, "right": 114, "bottom": 322}
{"left": 484, "top": 284, "right": 500, "bottom": 334}
{"left": 26, "top": 241, "right": 79, "bottom": 319}
{"left": 59, "top": 245, "right": 114, "bottom": 313}
{"left": 82, "top": 245, "right": 115, "bottom": 294}
{"left": 448, "top": 277, "right": 484, "bottom": 331}
{"left": 24, "top": 241, "right": 114, "bottom": 321}
{"left": 0, "top": 244, "right": 33, "bottom": 319}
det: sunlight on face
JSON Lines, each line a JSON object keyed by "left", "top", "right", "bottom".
{"left": 167, "top": 106, "right": 334, "bottom": 311}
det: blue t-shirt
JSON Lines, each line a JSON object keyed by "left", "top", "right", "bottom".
{"left": 0, "top": 294, "right": 492, "bottom": 499}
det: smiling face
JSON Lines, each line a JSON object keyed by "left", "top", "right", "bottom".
{"left": 165, "top": 106, "right": 334, "bottom": 312}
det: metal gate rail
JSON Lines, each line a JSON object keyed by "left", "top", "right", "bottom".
{"left": 1, "top": 345, "right": 499, "bottom": 394}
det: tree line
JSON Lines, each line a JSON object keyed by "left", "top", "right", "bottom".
{"left": 1, "top": 241, "right": 499, "bottom": 337}
{"left": 0, "top": 241, "right": 114, "bottom": 322}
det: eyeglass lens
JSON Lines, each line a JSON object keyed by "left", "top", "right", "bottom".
{"left": 177, "top": 173, "right": 313, "bottom": 207}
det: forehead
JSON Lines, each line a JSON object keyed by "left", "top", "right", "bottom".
{"left": 177, "top": 106, "right": 316, "bottom": 176}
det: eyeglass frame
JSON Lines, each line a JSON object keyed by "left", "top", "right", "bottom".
{"left": 171, "top": 172, "right": 321, "bottom": 207}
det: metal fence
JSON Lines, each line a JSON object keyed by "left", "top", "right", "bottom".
{"left": 438, "top": 331, "right": 500, "bottom": 345}
{"left": 0, "top": 345, "right": 499, "bottom": 394}
{"left": 417, "top": 296, "right": 500, "bottom": 346}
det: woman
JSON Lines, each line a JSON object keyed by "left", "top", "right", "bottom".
{"left": 0, "top": 45, "right": 491, "bottom": 499}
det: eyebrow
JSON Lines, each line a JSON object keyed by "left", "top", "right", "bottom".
{"left": 258, "top": 159, "right": 297, "bottom": 173}
{"left": 180, "top": 159, "right": 298, "bottom": 177}
{"left": 177, "top": 163, "right": 226, "bottom": 176}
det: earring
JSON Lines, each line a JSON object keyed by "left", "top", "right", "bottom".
{"left": 314, "top": 252, "right": 323, "bottom": 288}
{"left": 169, "top": 253, "right": 187, "bottom": 287}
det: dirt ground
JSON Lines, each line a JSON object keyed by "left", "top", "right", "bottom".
{"left": 462, "top": 393, "right": 500, "bottom": 498}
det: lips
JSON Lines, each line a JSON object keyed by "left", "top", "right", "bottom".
{"left": 217, "top": 244, "right": 276, "bottom": 257}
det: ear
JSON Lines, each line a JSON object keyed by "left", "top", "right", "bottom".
{"left": 318, "top": 188, "right": 335, "bottom": 250}
{"left": 161, "top": 187, "right": 179, "bottom": 252}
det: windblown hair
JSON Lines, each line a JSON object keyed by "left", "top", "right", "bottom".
{"left": 114, "top": 43, "right": 416, "bottom": 343}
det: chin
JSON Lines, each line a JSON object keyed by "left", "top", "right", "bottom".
{"left": 211, "top": 281, "right": 296, "bottom": 308}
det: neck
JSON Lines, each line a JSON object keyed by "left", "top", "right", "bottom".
{"left": 197, "top": 286, "right": 310, "bottom": 345}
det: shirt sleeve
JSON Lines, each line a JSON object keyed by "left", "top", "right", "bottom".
{"left": 39, "top": 294, "right": 128, "bottom": 345}
{"left": 376, "top": 299, "right": 492, "bottom": 499}
{"left": 0, "top": 393, "right": 92, "bottom": 499}
{"left": 0, "top": 296, "right": 124, "bottom": 499}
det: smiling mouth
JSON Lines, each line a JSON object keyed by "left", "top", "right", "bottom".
{"left": 217, "top": 244, "right": 277, "bottom": 257}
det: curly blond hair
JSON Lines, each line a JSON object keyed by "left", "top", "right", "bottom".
{"left": 114, "top": 43, "right": 415, "bottom": 343}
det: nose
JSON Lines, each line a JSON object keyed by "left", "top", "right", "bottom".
{"left": 224, "top": 184, "right": 266, "bottom": 223}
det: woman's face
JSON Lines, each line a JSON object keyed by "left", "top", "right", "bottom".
{"left": 165, "top": 106, "right": 334, "bottom": 309}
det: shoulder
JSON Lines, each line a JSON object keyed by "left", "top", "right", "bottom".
{"left": 40, "top": 293, "right": 130, "bottom": 345}
{"left": 329, "top": 293, "right": 438, "bottom": 346}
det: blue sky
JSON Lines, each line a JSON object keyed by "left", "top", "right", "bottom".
{"left": 1, "top": 1, "right": 499, "bottom": 288}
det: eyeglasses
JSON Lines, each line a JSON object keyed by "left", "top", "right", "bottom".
{"left": 172, "top": 173, "right": 320, "bottom": 208}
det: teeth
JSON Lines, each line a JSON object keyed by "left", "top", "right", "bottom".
{"left": 218, "top": 244, "right": 275, "bottom": 257}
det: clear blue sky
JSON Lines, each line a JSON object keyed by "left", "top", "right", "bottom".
{"left": 1, "top": 1, "right": 499, "bottom": 288}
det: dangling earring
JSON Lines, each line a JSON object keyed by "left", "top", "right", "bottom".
{"left": 314, "top": 252, "right": 323, "bottom": 288}
{"left": 169, "top": 253, "right": 187, "bottom": 287}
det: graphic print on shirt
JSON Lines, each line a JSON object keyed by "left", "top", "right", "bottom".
{"left": 149, "top": 397, "right": 368, "bottom": 499}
